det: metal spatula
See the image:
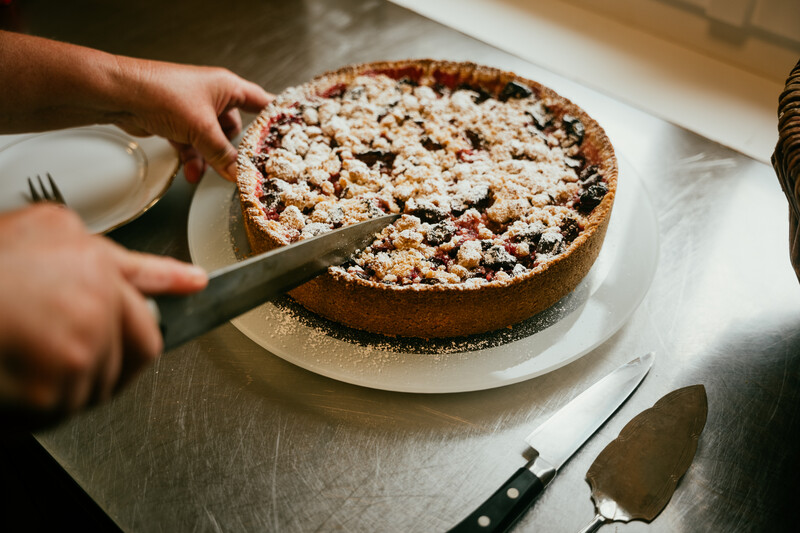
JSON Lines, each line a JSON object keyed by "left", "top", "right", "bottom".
{"left": 578, "top": 385, "right": 708, "bottom": 532}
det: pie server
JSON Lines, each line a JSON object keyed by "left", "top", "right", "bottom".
{"left": 579, "top": 384, "right": 708, "bottom": 532}
{"left": 448, "top": 352, "right": 654, "bottom": 533}
{"left": 148, "top": 213, "right": 400, "bottom": 351}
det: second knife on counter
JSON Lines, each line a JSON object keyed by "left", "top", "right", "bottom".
{"left": 447, "top": 353, "right": 655, "bottom": 533}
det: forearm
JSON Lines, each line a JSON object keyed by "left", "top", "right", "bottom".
{"left": 0, "top": 30, "right": 272, "bottom": 182}
{"left": 0, "top": 30, "right": 140, "bottom": 133}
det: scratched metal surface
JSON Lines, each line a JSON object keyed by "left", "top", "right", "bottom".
{"left": 16, "top": 0, "right": 800, "bottom": 531}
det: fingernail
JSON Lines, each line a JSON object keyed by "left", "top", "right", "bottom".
{"left": 184, "top": 158, "right": 203, "bottom": 184}
{"left": 187, "top": 265, "right": 208, "bottom": 283}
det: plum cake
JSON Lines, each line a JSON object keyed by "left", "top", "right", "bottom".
{"left": 237, "top": 60, "right": 617, "bottom": 338}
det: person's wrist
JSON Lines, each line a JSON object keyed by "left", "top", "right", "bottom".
{"left": 93, "top": 53, "right": 155, "bottom": 124}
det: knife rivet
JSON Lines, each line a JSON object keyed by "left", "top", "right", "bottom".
{"left": 506, "top": 488, "right": 520, "bottom": 499}
{"left": 478, "top": 516, "right": 491, "bottom": 527}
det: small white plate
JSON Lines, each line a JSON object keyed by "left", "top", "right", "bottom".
{"left": 0, "top": 125, "right": 179, "bottom": 234}
{"left": 188, "top": 157, "right": 658, "bottom": 393}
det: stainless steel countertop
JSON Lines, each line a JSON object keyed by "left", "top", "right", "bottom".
{"left": 15, "top": 0, "right": 800, "bottom": 531}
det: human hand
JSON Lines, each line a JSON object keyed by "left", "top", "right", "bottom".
{"left": 0, "top": 32, "right": 273, "bottom": 184}
{"left": 109, "top": 59, "right": 273, "bottom": 184}
{"left": 0, "top": 205, "right": 208, "bottom": 422}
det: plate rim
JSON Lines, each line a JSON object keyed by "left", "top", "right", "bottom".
{"left": 187, "top": 157, "right": 658, "bottom": 393}
{"left": 0, "top": 125, "right": 179, "bottom": 234}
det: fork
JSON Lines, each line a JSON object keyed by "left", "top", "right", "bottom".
{"left": 27, "top": 172, "right": 67, "bottom": 205}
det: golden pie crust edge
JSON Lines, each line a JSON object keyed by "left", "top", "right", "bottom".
{"left": 237, "top": 59, "right": 618, "bottom": 338}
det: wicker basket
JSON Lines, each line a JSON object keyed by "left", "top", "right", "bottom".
{"left": 772, "top": 59, "right": 800, "bottom": 282}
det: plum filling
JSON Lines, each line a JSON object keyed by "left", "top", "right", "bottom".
{"left": 249, "top": 70, "right": 609, "bottom": 286}
{"left": 354, "top": 150, "right": 397, "bottom": 171}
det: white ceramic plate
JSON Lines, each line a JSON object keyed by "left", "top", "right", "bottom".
{"left": 0, "top": 125, "right": 179, "bottom": 234}
{"left": 187, "top": 157, "right": 658, "bottom": 393}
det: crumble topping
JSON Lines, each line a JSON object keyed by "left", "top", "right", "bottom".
{"left": 248, "top": 69, "right": 610, "bottom": 286}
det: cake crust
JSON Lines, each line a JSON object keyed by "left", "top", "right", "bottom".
{"left": 237, "top": 59, "right": 617, "bottom": 338}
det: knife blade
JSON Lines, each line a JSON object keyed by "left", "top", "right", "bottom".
{"left": 149, "top": 213, "right": 399, "bottom": 351}
{"left": 579, "top": 384, "right": 708, "bottom": 533}
{"left": 448, "top": 352, "right": 654, "bottom": 533}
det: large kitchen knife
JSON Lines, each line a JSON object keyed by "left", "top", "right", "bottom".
{"left": 149, "top": 213, "right": 399, "bottom": 351}
{"left": 579, "top": 384, "right": 708, "bottom": 532}
{"left": 448, "top": 352, "right": 655, "bottom": 533}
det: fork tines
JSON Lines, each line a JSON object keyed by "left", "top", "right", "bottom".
{"left": 27, "top": 173, "right": 66, "bottom": 205}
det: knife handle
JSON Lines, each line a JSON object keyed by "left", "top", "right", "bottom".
{"left": 447, "top": 467, "right": 547, "bottom": 533}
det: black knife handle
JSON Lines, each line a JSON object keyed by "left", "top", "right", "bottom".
{"left": 447, "top": 467, "right": 546, "bottom": 533}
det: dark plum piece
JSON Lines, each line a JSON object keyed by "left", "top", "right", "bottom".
{"left": 421, "top": 136, "right": 444, "bottom": 151}
{"left": 499, "top": 81, "right": 533, "bottom": 101}
{"left": 258, "top": 112, "right": 303, "bottom": 154}
{"left": 579, "top": 165, "right": 603, "bottom": 187}
{"left": 560, "top": 217, "right": 581, "bottom": 242}
{"left": 410, "top": 203, "right": 449, "bottom": 223}
{"left": 483, "top": 245, "right": 517, "bottom": 269}
{"left": 536, "top": 232, "right": 563, "bottom": 254}
{"left": 354, "top": 150, "right": 397, "bottom": 170}
{"left": 426, "top": 220, "right": 456, "bottom": 245}
{"left": 430, "top": 255, "right": 447, "bottom": 267}
{"left": 262, "top": 178, "right": 285, "bottom": 194}
{"left": 527, "top": 102, "right": 554, "bottom": 130}
{"left": 397, "top": 77, "right": 419, "bottom": 88}
{"left": 259, "top": 191, "right": 281, "bottom": 210}
{"left": 430, "top": 250, "right": 455, "bottom": 268}
{"left": 562, "top": 115, "right": 585, "bottom": 147}
{"left": 456, "top": 83, "right": 493, "bottom": 104}
{"left": 579, "top": 165, "right": 600, "bottom": 181}
{"left": 480, "top": 239, "right": 494, "bottom": 251}
{"left": 252, "top": 153, "right": 271, "bottom": 175}
{"left": 465, "top": 130, "right": 485, "bottom": 150}
{"left": 577, "top": 183, "right": 608, "bottom": 214}
{"left": 258, "top": 179, "right": 285, "bottom": 210}
{"left": 395, "top": 114, "right": 413, "bottom": 127}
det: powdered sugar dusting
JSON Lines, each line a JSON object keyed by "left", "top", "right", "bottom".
{"left": 247, "top": 69, "right": 609, "bottom": 287}
{"left": 264, "top": 284, "right": 588, "bottom": 357}
{"left": 228, "top": 194, "right": 590, "bottom": 358}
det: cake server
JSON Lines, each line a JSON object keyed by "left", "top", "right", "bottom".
{"left": 579, "top": 384, "right": 708, "bottom": 532}
{"left": 148, "top": 213, "right": 400, "bottom": 351}
{"left": 448, "top": 352, "right": 654, "bottom": 533}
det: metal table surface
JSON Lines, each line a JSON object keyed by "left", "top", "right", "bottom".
{"left": 13, "top": 0, "right": 800, "bottom": 531}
